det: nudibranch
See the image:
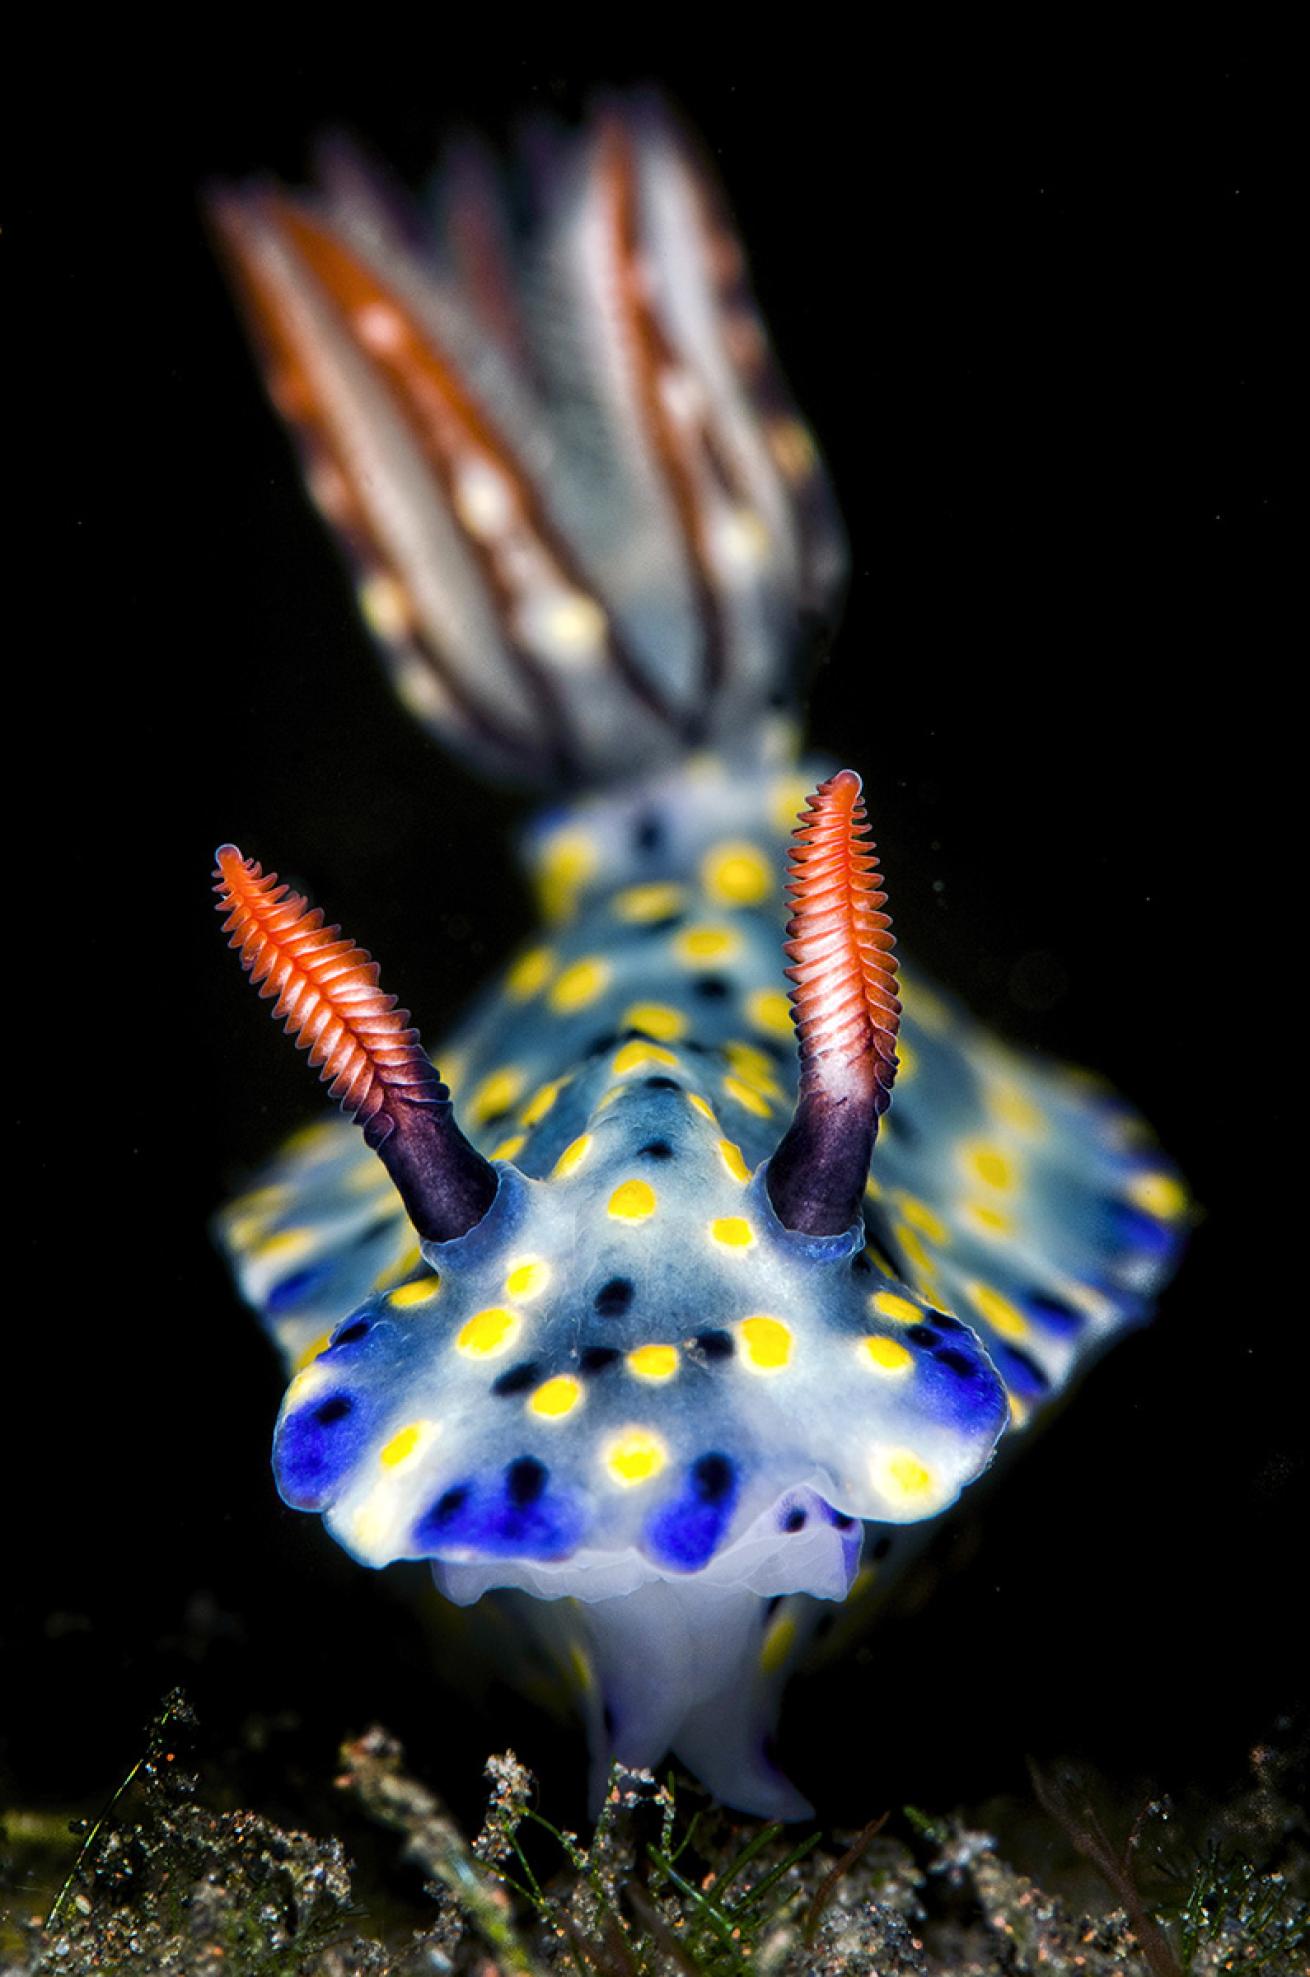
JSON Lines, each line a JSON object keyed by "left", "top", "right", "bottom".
{"left": 211, "top": 100, "right": 1188, "bottom": 1818}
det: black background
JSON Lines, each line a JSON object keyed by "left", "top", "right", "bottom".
{"left": 7, "top": 36, "right": 1302, "bottom": 1859}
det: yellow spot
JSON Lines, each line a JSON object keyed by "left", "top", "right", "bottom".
{"left": 725, "top": 1039, "right": 779, "bottom": 1086}
{"left": 1008, "top": 1392, "right": 1031, "bottom": 1428}
{"left": 569, "top": 1643, "right": 595, "bottom": 1694}
{"left": 293, "top": 1331, "right": 332, "bottom": 1373}
{"left": 627, "top": 1343, "right": 679, "bottom": 1383}
{"left": 723, "top": 1074, "right": 772, "bottom": 1117}
{"left": 688, "top": 1092, "right": 718, "bottom": 1124}
{"left": 457, "top": 1306, "right": 521, "bottom": 1358}
{"left": 869, "top": 1443, "right": 938, "bottom": 1507}
{"left": 746, "top": 987, "right": 794, "bottom": 1037}
{"left": 710, "top": 1216, "right": 754, "bottom": 1249}
{"left": 864, "top": 1173, "right": 883, "bottom": 1200}
{"left": 898, "top": 1195, "right": 950, "bottom": 1245}
{"left": 553, "top": 1134, "right": 593, "bottom": 1178}
{"left": 505, "top": 945, "right": 555, "bottom": 1001}
{"left": 769, "top": 772, "right": 812, "bottom": 834}
{"left": 285, "top": 1359, "right": 331, "bottom": 1406}
{"left": 258, "top": 1226, "right": 315, "bottom": 1266}
{"left": 961, "top": 1140, "right": 1017, "bottom": 1192}
{"left": 701, "top": 839, "right": 773, "bottom": 907}
{"left": 870, "top": 1291, "right": 922, "bottom": 1326}
{"left": 604, "top": 1428, "right": 668, "bottom": 1486}
{"left": 718, "top": 1139, "right": 751, "bottom": 1183}
{"left": 674, "top": 923, "right": 740, "bottom": 965}
{"left": 738, "top": 1315, "right": 793, "bottom": 1372}
{"left": 469, "top": 1065, "right": 526, "bottom": 1124}
{"left": 281, "top": 1120, "right": 341, "bottom": 1158}
{"left": 611, "top": 1039, "right": 679, "bottom": 1076}
{"left": 613, "top": 880, "right": 687, "bottom": 923}
{"left": 529, "top": 1375, "right": 582, "bottom": 1419}
{"left": 378, "top": 1419, "right": 438, "bottom": 1469}
{"left": 389, "top": 1276, "right": 441, "bottom": 1309}
{"left": 372, "top": 1240, "right": 422, "bottom": 1292}
{"left": 987, "top": 1079, "right": 1047, "bottom": 1137}
{"left": 549, "top": 956, "right": 611, "bottom": 1014}
{"left": 621, "top": 1000, "right": 688, "bottom": 1041}
{"left": 962, "top": 1200, "right": 1013, "bottom": 1239}
{"left": 1126, "top": 1170, "right": 1189, "bottom": 1220}
{"left": 608, "top": 1179, "right": 657, "bottom": 1222}
{"left": 901, "top": 978, "right": 952, "bottom": 1034}
{"left": 860, "top": 1335, "right": 914, "bottom": 1377}
{"left": 520, "top": 1078, "right": 566, "bottom": 1127}
{"left": 505, "top": 1258, "right": 551, "bottom": 1301}
{"left": 894, "top": 1222, "right": 935, "bottom": 1282}
{"left": 760, "top": 1612, "right": 797, "bottom": 1675}
{"left": 345, "top": 1158, "right": 392, "bottom": 1196}
{"left": 534, "top": 828, "right": 598, "bottom": 922}
{"left": 490, "top": 1132, "right": 527, "bottom": 1162}
{"left": 438, "top": 1050, "right": 467, "bottom": 1096}
{"left": 968, "top": 1281, "right": 1031, "bottom": 1341}
{"left": 896, "top": 1039, "right": 918, "bottom": 1082}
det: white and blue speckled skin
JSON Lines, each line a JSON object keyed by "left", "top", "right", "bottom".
{"left": 214, "top": 104, "right": 1187, "bottom": 1817}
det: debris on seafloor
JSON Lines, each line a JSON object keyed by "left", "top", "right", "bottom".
{"left": 1, "top": 1691, "right": 1306, "bottom": 1974}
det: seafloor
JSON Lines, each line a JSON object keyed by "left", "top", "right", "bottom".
{"left": 2, "top": 1694, "right": 1304, "bottom": 1976}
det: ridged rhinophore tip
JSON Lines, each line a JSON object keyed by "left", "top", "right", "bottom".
{"left": 766, "top": 767, "right": 901, "bottom": 1236}
{"left": 212, "top": 844, "right": 497, "bottom": 1242}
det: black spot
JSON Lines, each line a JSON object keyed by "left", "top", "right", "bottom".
{"left": 638, "top": 1138, "right": 674, "bottom": 1159}
{"left": 829, "top": 1510, "right": 856, "bottom": 1532}
{"left": 602, "top": 1703, "right": 617, "bottom": 1737}
{"left": 636, "top": 914, "right": 683, "bottom": 935}
{"left": 481, "top": 1107, "right": 513, "bottom": 1130}
{"left": 783, "top": 1506, "right": 807, "bottom": 1533}
{"left": 815, "top": 1614, "right": 836, "bottom": 1640}
{"left": 692, "top": 974, "right": 731, "bottom": 1001}
{"left": 432, "top": 1485, "right": 468, "bottom": 1525}
{"left": 595, "top": 1277, "right": 634, "bottom": 1318}
{"left": 928, "top": 1308, "right": 968, "bottom": 1332}
{"left": 619, "top": 1025, "right": 659, "bottom": 1044}
{"left": 907, "top": 1323, "right": 940, "bottom": 1347}
{"left": 580, "top": 1345, "right": 622, "bottom": 1375}
{"left": 493, "top": 1360, "right": 541, "bottom": 1397}
{"left": 506, "top": 1456, "right": 548, "bottom": 1505}
{"left": 695, "top": 1329, "right": 734, "bottom": 1360}
{"left": 692, "top": 1453, "right": 734, "bottom": 1502}
{"left": 935, "top": 1346, "right": 979, "bottom": 1379}
{"left": 631, "top": 810, "right": 665, "bottom": 855}
{"left": 314, "top": 1395, "right": 352, "bottom": 1426}
{"left": 334, "top": 1318, "right": 371, "bottom": 1345}
{"left": 761, "top": 1038, "right": 791, "bottom": 1063}
{"left": 871, "top": 1534, "right": 893, "bottom": 1561}
{"left": 765, "top": 1594, "right": 784, "bottom": 1619}
{"left": 883, "top": 1107, "right": 918, "bottom": 1146}
{"left": 850, "top": 1250, "right": 873, "bottom": 1277}
{"left": 585, "top": 1031, "right": 621, "bottom": 1057}
{"left": 644, "top": 1075, "right": 680, "bottom": 1091}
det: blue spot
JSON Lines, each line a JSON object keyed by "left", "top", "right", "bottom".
{"left": 1106, "top": 1200, "right": 1180, "bottom": 1261}
{"left": 267, "top": 1265, "right": 330, "bottom": 1314}
{"left": 645, "top": 1453, "right": 739, "bottom": 1572}
{"left": 412, "top": 1463, "right": 584, "bottom": 1560}
{"left": 275, "top": 1391, "right": 373, "bottom": 1510}
{"left": 1025, "top": 1291, "right": 1084, "bottom": 1337}
{"left": 993, "top": 1341, "right": 1049, "bottom": 1401}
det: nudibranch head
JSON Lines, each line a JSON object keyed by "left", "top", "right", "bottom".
{"left": 216, "top": 780, "right": 1008, "bottom": 1616}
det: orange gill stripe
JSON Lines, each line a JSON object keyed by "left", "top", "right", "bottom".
{"left": 783, "top": 770, "right": 900, "bottom": 1114}
{"left": 599, "top": 119, "right": 737, "bottom": 710}
{"left": 213, "top": 846, "right": 443, "bottom": 1127}
{"left": 272, "top": 198, "right": 682, "bottom": 744}
{"left": 267, "top": 196, "right": 581, "bottom": 776}
{"left": 210, "top": 194, "right": 542, "bottom": 769}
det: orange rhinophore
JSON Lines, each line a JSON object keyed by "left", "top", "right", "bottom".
{"left": 214, "top": 847, "right": 496, "bottom": 1240}
{"left": 766, "top": 770, "right": 901, "bottom": 1235}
